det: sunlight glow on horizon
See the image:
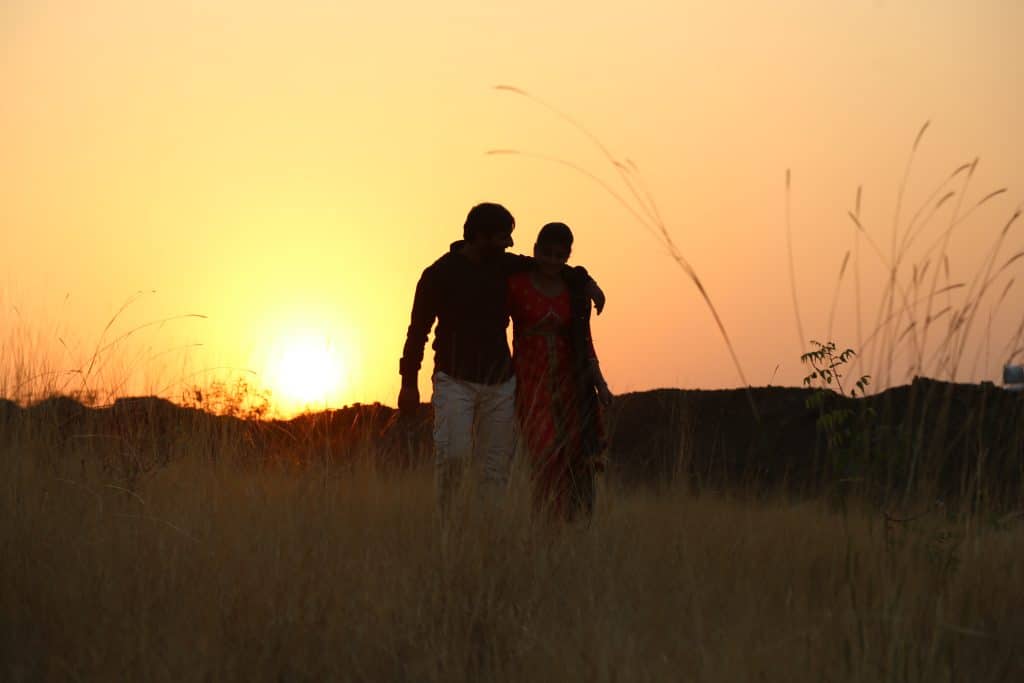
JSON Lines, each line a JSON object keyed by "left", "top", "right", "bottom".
{"left": 261, "top": 331, "right": 349, "bottom": 416}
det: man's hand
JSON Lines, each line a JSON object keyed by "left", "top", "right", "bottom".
{"left": 587, "top": 279, "right": 606, "bottom": 315}
{"left": 398, "top": 385, "right": 420, "bottom": 416}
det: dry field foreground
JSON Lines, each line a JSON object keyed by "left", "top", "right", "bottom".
{"left": 2, "top": 424, "right": 1023, "bottom": 683}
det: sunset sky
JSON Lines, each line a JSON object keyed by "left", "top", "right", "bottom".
{"left": 3, "top": 0, "right": 1022, "bottom": 415}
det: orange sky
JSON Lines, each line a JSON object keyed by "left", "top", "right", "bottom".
{"left": 2, "top": 1, "right": 1022, "bottom": 415}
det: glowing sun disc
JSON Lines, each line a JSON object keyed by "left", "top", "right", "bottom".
{"left": 269, "top": 335, "right": 344, "bottom": 407}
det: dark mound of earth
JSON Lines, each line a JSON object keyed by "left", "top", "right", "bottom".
{"left": 3, "top": 378, "right": 1022, "bottom": 503}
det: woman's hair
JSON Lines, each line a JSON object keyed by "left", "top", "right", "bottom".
{"left": 535, "top": 222, "right": 574, "bottom": 249}
{"left": 463, "top": 203, "right": 515, "bottom": 241}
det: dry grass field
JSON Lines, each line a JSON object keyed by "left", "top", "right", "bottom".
{"left": 3, "top": 115, "right": 1022, "bottom": 681}
{"left": 2, "top": 415, "right": 1023, "bottom": 682}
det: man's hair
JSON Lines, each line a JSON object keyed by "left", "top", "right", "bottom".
{"left": 463, "top": 203, "right": 515, "bottom": 241}
{"left": 536, "top": 222, "right": 574, "bottom": 249}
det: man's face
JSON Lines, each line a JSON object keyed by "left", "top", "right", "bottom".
{"left": 480, "top": 227, "right": 514, "bottom": 258}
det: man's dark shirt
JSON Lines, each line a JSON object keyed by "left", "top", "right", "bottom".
{"left": 400, "top": 241, "right": 589, "bottom": 387}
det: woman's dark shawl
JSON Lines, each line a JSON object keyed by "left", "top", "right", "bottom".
{"left": 564, "top": 270, "right": 606, "bottom": 460}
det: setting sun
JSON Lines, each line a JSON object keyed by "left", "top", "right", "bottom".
{"left": 266, "top": 334, "right": 346, "bottom": 413}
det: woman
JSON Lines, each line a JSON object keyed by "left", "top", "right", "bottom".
{"left": 507, "top": 222, "right": 612, "bottom": 521}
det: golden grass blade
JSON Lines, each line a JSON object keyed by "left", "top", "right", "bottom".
{"left": 887, "top": 169, "right": 970, "bottom": 375}
{"left": 826, "top": 251, "right": 851, "bottom": 342}
{"left": 899, "top": 190, "right": 956, "bottom": 256}
{"left": 916, "top": 160, "right": 978, "bottom": 373}
{"left": 974, "top": 278, "right": 1017, "bottom": 378}
{"left": 846, "top": 212, "right": 890, "bottom": 269}
{"left": 82, "top": 290, "right": 157, "bottom": 388}
{"left": 786, "top": 170, "right": 807, "bottom": 354}
{"left": 147, "top": 344, "right": 205, "bottom": 363}
{"left": 93, "top": 314, "right": 209, "bottom": 359}
{"left": 950, "top": 209, "right": 1021, "bottom": 378}
{"left": 486, "top": 149, "right": 663, "bottom": 245}
{"left": 912, "top": 120, "right": 931, "bottom": 150}
{"left": 978, "top": 188, "right": 1009, "bottom": 208}
{"left": 858, "top": 285, "right": 964, "bottom": 356}
{"left": 898, "top": 161, "right": 970, "bottom": 257}
{"left": 494, "top": 85, "right": 661, "bottom": 227}
{"left": 927, "top": 306, "right": 952, "bottom": 324}
{"left": 917, "top": 188, "right": 1007, "bottom": 261}
{"left": 891, "top": 121, "right": 930, "bottom": 262}
{"left": 897, "top": 321, "right": 917, "bottom": 344}
{"left": 998, "top": 314, "right": 1024, "bottom": 363}
{"left": 852, "top": 186, "right": 865, "bottom": 361}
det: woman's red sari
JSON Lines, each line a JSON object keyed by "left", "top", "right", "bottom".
{"left": 507, "top": 271, "right": 600, "bottom": 519}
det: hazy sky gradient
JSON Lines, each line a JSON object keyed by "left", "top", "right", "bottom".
{"left": 3, "top": 0, "right": 1022, "bottom": 412}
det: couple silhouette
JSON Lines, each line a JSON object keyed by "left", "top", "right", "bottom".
{"left": 399, "top": 203, "right": 611, "bottom": 521}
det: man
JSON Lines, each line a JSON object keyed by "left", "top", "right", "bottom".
{"left": 398, "top": 202, "right": 604, "bottom": 515}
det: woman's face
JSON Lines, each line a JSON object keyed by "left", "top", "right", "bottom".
{"left": 533, "top": 240, "right": 571, "bottom": 276}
